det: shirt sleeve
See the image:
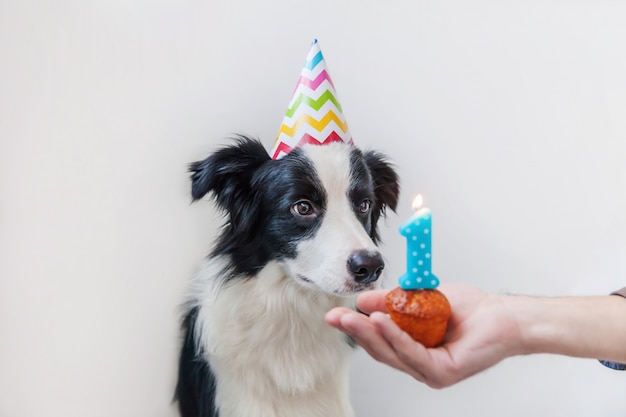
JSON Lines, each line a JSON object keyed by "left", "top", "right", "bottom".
{"left": 599, "top": 288, "right": 626, "bottom": 371}
{"left": 612, "top": 287, "right": 626, "bottom": 298}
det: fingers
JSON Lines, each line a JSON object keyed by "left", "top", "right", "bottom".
{"left": 369, "top": 313, "right": 460, "bottom": 389}
{"left": 324, "top": 307, "right": 352, "bottom": 327}
{"left": 329, "top": 286, "right": 493, "bottom": 390}
{"left": 369, "top": 312, "right": 451, "bottom": 385}
{"left": 363, "top": 312, "right": 460, "bottom": 389}
{"left": 325, "top": 308, "right": 426, "bottom": 381}
{"left": 367, "top": 312, "right": 437, "bottom": 382}
{"left": 370, "top": 312, "right": 426, "bottom": 360}
{"left": 355, "top": 289, "right": 389, "bottom": 315}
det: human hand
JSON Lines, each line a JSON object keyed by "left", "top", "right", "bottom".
{"left": 325, "top": 284, "right": 524, "bottom": 388}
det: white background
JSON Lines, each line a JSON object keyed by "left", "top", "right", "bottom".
{"left": 2, "top": 1, "right": 626, "bottom": 416}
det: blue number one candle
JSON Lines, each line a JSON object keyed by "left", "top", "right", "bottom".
{"left": 398, "top": 195, "right": 439, "bottom": 290}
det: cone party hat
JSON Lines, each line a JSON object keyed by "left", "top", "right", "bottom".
{"left": 270, "top": 39, "right": 353, "bottom": 160}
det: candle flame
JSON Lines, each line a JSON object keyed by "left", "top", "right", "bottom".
{"left": 412, "top": 195, "right": 424, "bottom": 211}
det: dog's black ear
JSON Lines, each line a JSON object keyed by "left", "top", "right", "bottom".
{"left": 364, "top": 150, "right": 400, "bottom": 213}
{"left": 188, "top": 136, "right": 270, "bottom": 209}
{"left": 364, "top": 150, "right": 400, "bottom": 242}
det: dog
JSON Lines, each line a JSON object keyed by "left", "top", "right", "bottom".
{"left": 175, "top": 136, "right": 399, "bottom": 417}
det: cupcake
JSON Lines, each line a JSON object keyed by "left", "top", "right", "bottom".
{"left": 385, "top": 287, "right": 451, "bottom": 347}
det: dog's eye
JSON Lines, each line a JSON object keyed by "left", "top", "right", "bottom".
{"left": 358, "top": 199, "right": 371, "bottom": 214}
{"left": 291, "top": 200, "right": 315, "bottom": 217}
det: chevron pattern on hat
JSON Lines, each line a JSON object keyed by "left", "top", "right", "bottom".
{"left": 270, "top": 39, "right": 353, "bottom": 160}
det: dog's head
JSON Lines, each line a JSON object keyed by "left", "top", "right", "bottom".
{"left": 189, "top": 136, "right": 400, "bottom": 295}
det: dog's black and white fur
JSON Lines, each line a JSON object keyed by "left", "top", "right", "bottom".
{"left": 176, "top": 136, "right": 399, "bottom": 417}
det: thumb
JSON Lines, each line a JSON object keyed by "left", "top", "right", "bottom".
{"left": 356, "top": 289, "right": 390, "bottom": 315}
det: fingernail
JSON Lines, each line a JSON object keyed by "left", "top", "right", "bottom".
{"left": 369, "top": 312, "right": 387, "bottom": 322}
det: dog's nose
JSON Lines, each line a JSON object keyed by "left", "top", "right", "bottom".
{"left": 347, "top": 250, "right": 384, "bottom": 284}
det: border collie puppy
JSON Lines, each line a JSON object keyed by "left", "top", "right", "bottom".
{"left": 176, "top": 136, "right": 399, "bottom": 417}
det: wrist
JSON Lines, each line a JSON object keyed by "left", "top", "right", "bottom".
{"left": 501, "top": 295, "right": 551, "bottom": 356}
{"left": 502, "top": 293, "right": 626, "bottom": 361}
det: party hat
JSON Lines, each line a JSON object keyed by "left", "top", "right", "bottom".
{"left": 270, "top": 39, "right": 353, "bottom": 159}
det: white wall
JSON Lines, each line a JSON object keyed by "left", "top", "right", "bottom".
{"left": 1, "top": 1, "right": 625, "bottom": 416}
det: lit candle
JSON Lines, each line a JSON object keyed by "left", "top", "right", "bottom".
{"left": 398, "top": 195, "right": 439, "bottom": 290}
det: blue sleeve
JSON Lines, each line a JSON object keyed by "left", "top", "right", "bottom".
{"left": 599, "top": 360, "right": 626, "bottom": 370}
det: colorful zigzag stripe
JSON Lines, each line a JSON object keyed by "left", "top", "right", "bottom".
{"left": 271, "top": 132, "right": 352, "bottom": 160}
{"left": 278, "top": 110, "right": 349, "bottom": 137}
{"left": 285, "top": 90, "right": 343, "bottom": 118}
{"left": 271, "top": 39, "right": 352, "bottom": 159}
{"left": 291, "top": 70, "right": 335, "bottom": 94}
